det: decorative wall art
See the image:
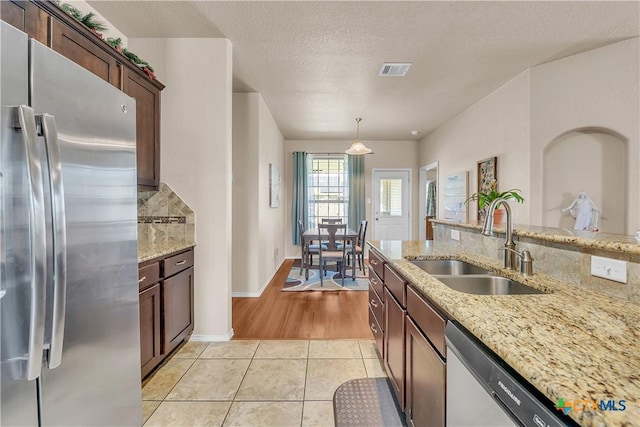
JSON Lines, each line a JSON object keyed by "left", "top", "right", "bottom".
{"left": 477, "top": 156, "right": 497, "bottom": 219}
{"left": 269, "top": 164, "right": 280, "bottom": 208}
{"left": 443, "top": 171, "right": 468, "bottom": 222}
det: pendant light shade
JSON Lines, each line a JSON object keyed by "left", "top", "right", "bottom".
{"left": 345, "top": 117, "right": 373, "bottom": 155}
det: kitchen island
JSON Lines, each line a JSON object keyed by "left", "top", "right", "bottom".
{"left": 369, "top": 239, "right": 640, "bottom": 427}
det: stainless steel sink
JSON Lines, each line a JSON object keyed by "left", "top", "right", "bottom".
{"left": 410, "top": 259, "right": 491, "bottom": 275}
{"left": 435, "top": 276, "right": 544, "bottom": 295}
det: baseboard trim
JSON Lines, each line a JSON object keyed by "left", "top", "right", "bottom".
{"left": 190, "top": 329, "right": 234, "bottom": 342}
{"left": 231, "top": 275, "right": 271, "bottom": 297}
{"left": 232, "top": 258, "right": 288, "bottom": 298}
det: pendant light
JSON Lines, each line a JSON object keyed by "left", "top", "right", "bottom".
{"left": 345, "top": 117, "right": 373, "bottom": 155}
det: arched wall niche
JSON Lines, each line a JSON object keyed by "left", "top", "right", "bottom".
{"left": 542, "top": 127, "right": 628, "bottom": 233}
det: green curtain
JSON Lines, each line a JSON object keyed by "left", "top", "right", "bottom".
{"left": 348, "top": 154, "right": 366, "bottom": 230}
{"left": 291, "top": 152, "right": 308, "bottom": 245}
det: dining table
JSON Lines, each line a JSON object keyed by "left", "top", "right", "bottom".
{"left": 302, "top": 227, "right": 359, "bottom": 281}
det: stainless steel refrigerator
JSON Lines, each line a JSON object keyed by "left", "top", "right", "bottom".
{"left": 1, "top": 21, "right": 142, "bottom": 426}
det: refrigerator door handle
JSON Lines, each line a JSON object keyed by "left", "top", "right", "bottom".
{"left": 17, "top": 105, "right": 47, "bottom": 381}
{"left": 40, "top": 113, "right": 67, "bottom": 369}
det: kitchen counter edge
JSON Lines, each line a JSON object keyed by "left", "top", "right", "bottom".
{"left": 368, "top": 240, "right": 640, "bottom": 427}
{"left": 138, "top": 241, "right": 196, "bottom": 264}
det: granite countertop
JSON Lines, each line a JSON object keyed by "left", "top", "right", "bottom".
{"left": 138, "top": 240, "right": 196, "bottom": 263}
{"left": 369, "top": 240, "right": 640, "bottom": 426}
{"left": 431, "top": 219, "right": 640, "bottom": 255}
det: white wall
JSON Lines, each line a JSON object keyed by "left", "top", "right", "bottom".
{"left": 232, "top": 94, "right": 260, "bottom": 296}
{"left": 232, "top": 93, "right": 286, "bottom": 296}
{"left": 530, "top": 38, "right": 640, "bottom": 233}
{"left": 284, "top": 140, "right": 419, "bottom": 258}
{"left": 419, "top": 37, "right": 640, "bottom": 234}
{"left": 257, "top": 96, "right": 286, "bottom": 289}
{"left": 66, "top": 1, "right": 128, "bottom": 44}
{"left": 130, "top": 38, "right": 234, "bottom": 340}
{"left": 418, "top": 71, "right": 532, "bottom": 223}
{"left": 543, "top": 131, "right": 626, "bottom": 233}
{"left": 126, "top": 39, "right": 166, "bottom": 79}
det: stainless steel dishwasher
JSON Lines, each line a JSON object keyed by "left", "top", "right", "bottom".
{"left": 445, "top": 321, "right": 576, "bottom": 427}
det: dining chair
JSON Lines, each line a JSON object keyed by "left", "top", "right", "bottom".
{"left": 340, "top": 219, "right": 368, "bottom": 275}
{"left": 319, "top": 218, "right": 342, "bottom": 247}
{"left": 298, "top": 220, "right": 325, "bottom": 275}
{"left": 317, "top": 224, "right": 348, "bottom": 286}
{"left": 320, "top": 218, "right": 343, "bottom": 224}
{"left": 352, "top": 220, "right": 368, "bottom": 274}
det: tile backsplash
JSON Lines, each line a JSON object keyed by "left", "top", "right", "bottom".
{"left": 434, "top": 223, "right": 640, "bottom": 305}
{"left": 138, "top": 183, "right": 195, "bottom": 244}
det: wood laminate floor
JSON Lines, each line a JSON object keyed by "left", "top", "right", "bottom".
{"left": 232, "top": 259, "right": 373, "bottom": 339}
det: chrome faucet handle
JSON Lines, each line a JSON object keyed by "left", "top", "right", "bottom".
{"left": 503, "top": 247, "right": 534, "bottom": 276}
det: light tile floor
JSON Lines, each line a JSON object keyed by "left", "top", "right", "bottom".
{"left": 143, "top": 340, "right": 387, "bottom": 427}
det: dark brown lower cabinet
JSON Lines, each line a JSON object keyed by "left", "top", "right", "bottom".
{"left": 406, "top": 316, "right": 446, "bottom": 427}
{"left": 163, "top": 266, "right": 195, "bottom": 355}
{"left": 139, "top": 248, "right": 195, "bottom": 380}
{"left": 385, "top": 287, "right": 406, "bottom": 409}
{"left": 139, "top": 283, "right": 162, "bottom": 378}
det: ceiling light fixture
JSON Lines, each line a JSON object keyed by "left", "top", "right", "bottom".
{"left": 410, "top": 130, "right": 419, "bottom": 136}
{"left": 345, "top": 117, "right": 373, "bottom": 155}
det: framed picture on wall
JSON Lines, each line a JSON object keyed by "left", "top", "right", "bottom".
{"left": 442, "top": 171, "right": 468, "bottom": 223}
{"left": 269, "top": 164, "right": 280, "bottom": 208}
{"left": 477, "top": 156, "right": 497, "bottom": 219}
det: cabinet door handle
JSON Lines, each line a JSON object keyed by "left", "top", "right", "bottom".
{"left": 371, "top": 278, "right": 378, "bottom": 286}
{"left": 138, "top": 276, "right": 146, "bottom": 283}
{"left": 370, "top": 323, "right": 378, "bottom": 334}
{"left": 370, "top": 259, "right": 378, "bottom": 266}
{"left": 176, "top": 260, "right": 187, "bottom": 266}
{"left": 370, "top": 299, "right": 378, "bottom": 308}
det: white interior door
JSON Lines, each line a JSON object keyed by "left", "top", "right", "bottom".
{"left": 373, "top": 169, "right": 411, "bottom": 240}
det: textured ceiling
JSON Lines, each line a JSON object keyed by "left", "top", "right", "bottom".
{"left": 89, "top": 1, "right": 639, "bottom": 140}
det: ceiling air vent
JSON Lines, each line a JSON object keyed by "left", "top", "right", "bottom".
{"left": 379, "top": 63, "right": 411, "bottom": 77}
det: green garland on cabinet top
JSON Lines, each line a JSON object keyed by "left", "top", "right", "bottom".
{"left": 54, "top": 1, "right": 156, "bottom": 79}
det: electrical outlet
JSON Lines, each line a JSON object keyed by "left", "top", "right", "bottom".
{"left": 451, "top": 229, "right": 460, "bottom": 241}
{"left": 591, "top": 256, "right": 627, "bottom": 283}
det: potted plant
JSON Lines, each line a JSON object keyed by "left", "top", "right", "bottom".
{"left": 466, "top": 179, "right": 524, "bottom": 223}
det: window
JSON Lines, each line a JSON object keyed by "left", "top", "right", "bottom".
{"left": 307, "top": 155, "right": 349, "bottom": 228}
{"left": 379, "top": 178, "right": 403, "bottom": 216}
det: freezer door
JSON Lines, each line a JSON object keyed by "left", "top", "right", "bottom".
{"left": 30, "top": 39, "right": 142, "bottom": 426}
{"left": 0, "top": 22, "right": 41, "bottom": 427}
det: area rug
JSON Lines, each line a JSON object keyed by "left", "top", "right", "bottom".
{"left": 333, "top": 378, "right": 406, "bottom": 427}
{"left": 283, "top": 261, "right": 369, "bottom": 292}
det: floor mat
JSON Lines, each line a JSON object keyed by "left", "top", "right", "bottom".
{"left": 333, "top": 378, "right": 406, "bottom": 426}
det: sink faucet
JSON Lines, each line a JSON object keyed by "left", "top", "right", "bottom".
{"left": 481, "top": 198, "right": 534, "bottom": 275}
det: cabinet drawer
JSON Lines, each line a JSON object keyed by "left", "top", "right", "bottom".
{"left": 369, "top": 268, "right": 384, "bottom": 300}
{"left": 369, "top": 285, "right": 384, "bottom": 330}
{"left": 385, "top": 265, "right": 406, "bottom": 307}
{"left": 138, "top": 261, "right": 160, "bottom": 292}
{"left": 407, "top": 285, "right": 447, "bottom": 358}
{"left": 369, "top": 250, "right": 385, "bottom": 280}
{"left": 164, "top": 249, "right": 194, "bottom": 278}
{"left": 369, "top": 307, "right": 384, "bottom": 358}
